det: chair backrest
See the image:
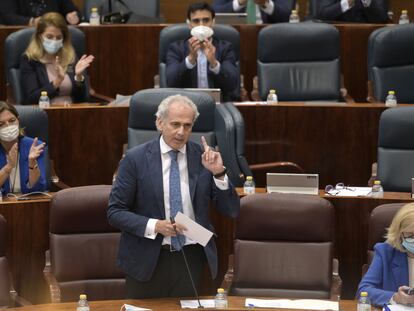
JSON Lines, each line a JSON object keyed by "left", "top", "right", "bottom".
{"left": 377, "top": 107, "right": 414, "bottom": 192}
{"left": 257, "top": 22, "right": 341, "bottom": 101}
{"left": 158, "top": 24, "right": 240, "bottom": 98}
{"left": 5, "top": 26, "right": 85, "bottom": 105}
{"left": 49, "top": 185, "right": 124, "bottom": 302}
{"left": 368, "top": 24, "right": 414, "bottom": 103}
{"left": 232, "top": 193, "right": 334, "bottom": 298}
{"left": 128, "top": 88, "right": 245, "bottom": 186}
{"left": 0, "top": 215, "right": 11, "bottom": 308}
{"left": 366, "top": 203, "right": 404, "bottom": 266}
{"left": 15, "top": 106, "right": 51, "bottom": 190}
{"left": 83, "top": 0, "right": 160, "bottom": 21}
{"left": 308, "top": 0, "right": 319, "bottom": 18}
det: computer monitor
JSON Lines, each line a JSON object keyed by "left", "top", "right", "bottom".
{"left": 266, "top": 173, "right": 319, "bottom": 195}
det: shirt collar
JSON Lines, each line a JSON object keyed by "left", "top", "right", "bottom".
{"left": 160, "top": 136, "right": 187, "bottom": 155}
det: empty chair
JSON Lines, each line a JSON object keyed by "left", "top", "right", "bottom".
{"left": 43, "top": 185, "right": 125, "bottom": 302}
{"left": 128, "top": 88, "right": 246, "bottom": 186}
{"left": 367, "top": 24, "right": 414, "bottom": 103}
{"left": 255, "top": 22, "right": 344, "bottom": 102}
{"left": 376, "top": 107, "right": 414, "bottom": 192}
{"left": 223, "top": 193, "right": 338, "bottom": 299}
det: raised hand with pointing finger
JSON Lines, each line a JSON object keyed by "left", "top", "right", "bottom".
{"left": 201, "top": 136, "right": 226, "bottom": 178}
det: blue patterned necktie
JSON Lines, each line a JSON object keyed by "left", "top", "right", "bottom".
{"left": 197, "top": 50, "right": 209, "bottom": 88}
{"left": 168, "top": 150, "right": 185, "bottom": 250}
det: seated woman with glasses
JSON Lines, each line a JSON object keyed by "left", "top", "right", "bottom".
{"left": 20, "top": 12, "right": 94, "bottom": 105}
{"left": 0, "top": 102, "right": 47, "bottom": 195}
{"left": 358, "top": 203, "right": 414, "bottom": 306}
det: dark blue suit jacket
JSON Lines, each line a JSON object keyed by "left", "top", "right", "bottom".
{"left": 212, "top": 0, "right": 291, "bottom": 23}
{"left": 20, "top": 55, "right": 89, "bottom": 105}
{"left": 166, "top": 37, "right": 239, "bottom": 102}
{"left": 358, "top": 242, "right": 408, "bottom": 306}
{"left": 107, "top": 137, "right": 240, "bottom": 282}
{"left": 318, "top": 0, "right": 389, "bottom": 23}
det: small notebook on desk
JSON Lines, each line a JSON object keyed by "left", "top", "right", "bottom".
{"left": 266, "top": 173, "right": 319, "bottom": 195}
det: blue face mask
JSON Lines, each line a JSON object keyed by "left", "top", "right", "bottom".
{"left": 42, "top": 37, "right": 63, "bottom": 55}
{"left": 402, "top": 239, "right": 414, "bottom": 254}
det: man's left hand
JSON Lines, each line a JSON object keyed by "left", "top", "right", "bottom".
{"left": 203, "top": 40, "right": 218, "bottom": 68}
{"left": 201, "top": 136, "right": 225, "bottom": 177}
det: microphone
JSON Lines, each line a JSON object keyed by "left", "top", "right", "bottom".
{"left": 170, "top": 216, "right": 204, "bottom": 309}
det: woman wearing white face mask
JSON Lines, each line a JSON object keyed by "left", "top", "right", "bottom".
{"left": 20, "top": 12, "right": 94, "bottom": 105}
{"left": 358, "top": 203, "right": 414, "bottom": 306}
{"left": 0, "top": 102, "right": 47, "bottom": 194}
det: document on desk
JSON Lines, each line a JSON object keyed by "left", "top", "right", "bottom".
{"left": 385, "top": 304, "right": 414, "bottom": 311}
{"left": 245, "top": 298, "right": 339, "bottom": 310}
{"left": 325, "top": 187, "right": 372, "bottom": 197}
{"left": 175, "top": 212, "right": 213, "bottom": 247}
{"left": 180, "top": 299, "right": 215, "bottom": 308}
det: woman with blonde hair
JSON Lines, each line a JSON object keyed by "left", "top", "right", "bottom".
{"left": 358, "top": 203, "right": 414, "bottom": 306}
{"left": 20, "top": 12, "right": 94, "bottom": 105}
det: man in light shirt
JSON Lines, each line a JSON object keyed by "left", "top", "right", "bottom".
{"left": 108, "top": 95, "right": 240, "bottom": 298}
{"left": 213, "top": 0, "right": 291, "bottom": 23}
{"left": 318, "top": 0, "right": 389, "bottom": 23}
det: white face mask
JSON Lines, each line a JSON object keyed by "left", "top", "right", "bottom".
{"left": 42, "top": 37, "right": 63, "bottom": 55}
{"left": 191, "top": 25, "right": 214, "bottom": 42}
{"left": 0, "top": 124, "right": 19, "bottom": 142}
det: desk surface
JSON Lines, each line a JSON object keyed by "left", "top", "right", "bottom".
{"left": 7, "top": 297, "right": 357, "bottom": 311}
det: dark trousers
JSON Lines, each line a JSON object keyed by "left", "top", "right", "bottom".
{"left": 126, "top": 244, "right": 206, "bottom": 299}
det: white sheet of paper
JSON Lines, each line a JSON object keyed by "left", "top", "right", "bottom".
{"left": 326, "top": 187, "right": 372, "bottom": 197}
{"left": 180, "top": 299, "right": 215, "bottom": 308}
{"left": 175, "top": 212, "right": 213, "bottom": 247}
{"left": 245, "top": 298, "right": 339, "bottom": 310}
{"left": 385, "top": 304, "right": 414, "bottom": 311}
{"left": 122, "top": 304, "right": 151, "bottom": 311}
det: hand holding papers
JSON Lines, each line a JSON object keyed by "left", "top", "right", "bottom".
{"left": 174, "top": 212, "right": 214, "bottom": 246}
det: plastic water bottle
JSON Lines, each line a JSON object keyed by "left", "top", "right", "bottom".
{"left": 357, "top": 292, "right": 371, "bottom": 311}
{"left": 399, "top": 10, "right": 410, "bottom": 24}
{"left": 385, "top": 91, "right": 397, "bottom": 107}
{"left": 266, "top": 89, "right": 278, "bottom": 104}
{"left": 371, "top": 180, "right": 384, "bottom": 198}
{"left": 214, "top": 288, "right": 228, "bottom": 308}
{"left": 243, "top": 176, "right": 255, "bottom": 195}
{"left": 76, "top": 294, "right": 90, "bottom": 311}
{"left": 89, "top": 7, "right": 100, "bottom": 25}
{"left": 289, "top": 10, "right": 300, "bottom": 23}
{"left": 38, "top": 91, "right": 50, "bottom": 108}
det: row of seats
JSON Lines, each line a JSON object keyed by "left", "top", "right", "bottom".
{"left": 0, "top": 187, "right": 402, "bottom": 305}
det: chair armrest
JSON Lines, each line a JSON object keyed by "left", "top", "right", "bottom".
{"left": 220, "top": 254, "right": 234, "bottom": 293}
{"left": 366, "top": 80, "right": 377, "bottom": 103}
{"left": 249, "top": 161, "right": 304, "bottom": 173}
{"left": 250, "top": 76, "right": 261, "bottom": 101}
{"left": 330, "top": 258, "right": 342, "bottom": 300}
{"left": 89, "top": 88, "right": 114, "bottom": 103}
{"left": 50, "top": 160, "right": 70, "bottom": 190}
{"left": 43, "top": 250, "right": 61, "bottom": 303}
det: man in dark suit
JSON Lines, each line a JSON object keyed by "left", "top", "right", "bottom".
{"left": 0, "top": 0, "right": 81, "bottom": 26}
{"left": 107, "top": 94, "right": 240, "bottom": 298}
{"left": 213, "top": 0, "right": 291, "bottom": 23}
{"left": 166, "top": 2, "right": 239, "bottom": 102}
{"left": 318, "top": 0, "right": 389, "bottom": 23}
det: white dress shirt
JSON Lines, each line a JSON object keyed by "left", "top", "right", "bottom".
{"left": 341, "top": 0, "right": 372, "bottom": 13}
{"left": 144, "top": 136, "right": 229, "bottom": 246}
{"left": 232, "top": 0, "right": 275, "bottom": 24}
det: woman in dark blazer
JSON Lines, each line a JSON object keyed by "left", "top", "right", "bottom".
{"left": 20, "top": 12, "right": 94, "bottom": 105}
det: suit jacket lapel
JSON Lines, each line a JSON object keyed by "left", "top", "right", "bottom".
{"left": 147, "top": 138, "right": 165, "bottom": 217}
{"left": 186, "top": 142, "right": 200, "bottom": 205}
{"left": 392, "top": 250, "right": 409, "bottom": 287}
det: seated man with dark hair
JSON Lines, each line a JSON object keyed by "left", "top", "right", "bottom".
{"left": 318, "top": 0, "right": 389, "bottom": 23}
{"left": 0, "top": 0, "right": 81, "bottom": 26}
{"left": 166, "top": 2, "right": 239, "bottom": 101}
{"left": 213, "top": 0, "right": 291, "bottom": 23}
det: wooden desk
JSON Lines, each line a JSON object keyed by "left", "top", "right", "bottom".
{"left": 0, "top": 195, "right": 51, "bottom": 304}
{"left": 0, "top": 23, "right": 388, "bottom": 103}
{"left": 7, "top": 297, "right": 357, "bottom": 310}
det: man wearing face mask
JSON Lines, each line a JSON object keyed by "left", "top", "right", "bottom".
{"left": 20, "top": 12, "right": 93, "bottom": 105}
{"left": 0, "top": 102, "right": 47, "bottom": 195}
{"left": 318, "top": 0, "right": 389, "bottom": 23}
{"left": 166, "top": 2, "right": 239, "bottom": 101}
{"left": 358, "top": 203, "right": 414, "bottom": 306}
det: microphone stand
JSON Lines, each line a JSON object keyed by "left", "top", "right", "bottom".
{"left": 170, "top": 217, "right": 204, "bottom": 309}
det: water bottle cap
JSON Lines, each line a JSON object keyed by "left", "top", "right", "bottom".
{"left": 269, "top": 89, "right": 276, "bottom": 94}
{"left": 246, "top": 176, "right": 253, "bottom": 181}
{"left": 217, "top": 288, "right": 225, "bottom": 293}
{"left": 360, "top": 291, "right": 368, "bottom": 297}
{"left": 402, "top": 10, "right": 408, "bottom": 14}
{"left": 388, "top": 90, "right": 395, "bottom": 95}
{"left": 291, "top": 10, "right": 297, "bottom": 14}
{"left": 79, "top": 294, "right": 87, "bottom": 300}
{"left": 374, "top": 180, "right": 381, "bottom": 185}
{"left": 91, "top": 7, "right": 98, "bottom": 12}
{"left": 41, "top": 91, "right": 47, "bottom": 96}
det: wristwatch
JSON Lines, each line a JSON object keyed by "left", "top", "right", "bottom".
{"left": 213, "top": 166, "right": 227, "bottom": 178}
{"left": 29, "top": 162, "right": 38, "bottom": 170}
